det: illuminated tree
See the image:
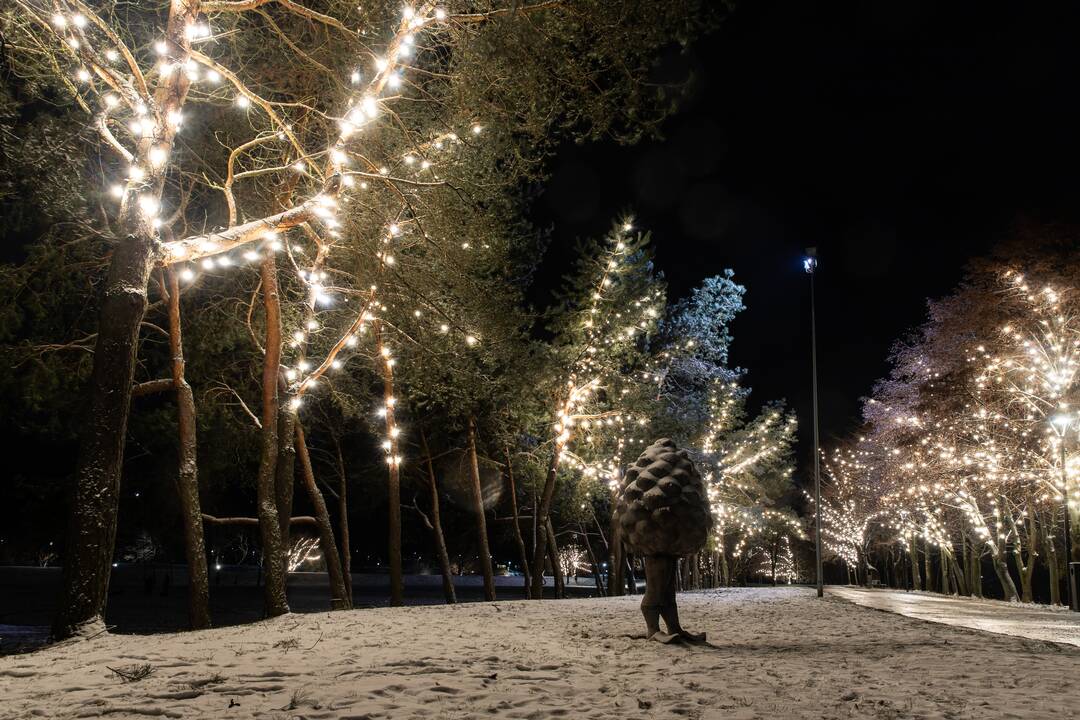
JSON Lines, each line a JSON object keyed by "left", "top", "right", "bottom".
{"left": 810, "top": 444, "right": 879, "bottom": 584}
{"left": 529, "top": 217, "right": 665, "bottom": 598}
{"left": 1, "top": 0, "right": 723, "bottom": 635}
{"left": 698, "top": 376, "right": 801, "bottom": 586}
{"left": 861, "top": 263, "right": 1080, "bottom": 603}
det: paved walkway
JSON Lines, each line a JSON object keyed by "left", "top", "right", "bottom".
{"left": 831, "top": 586, "right": 1080, "bottom": 647}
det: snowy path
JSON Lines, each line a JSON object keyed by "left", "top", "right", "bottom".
{"left": 831, "top": 586, "right": 1080, "bottom": 647}
{"left": 3, "top": 587, "right": 1080, "bottom": 719}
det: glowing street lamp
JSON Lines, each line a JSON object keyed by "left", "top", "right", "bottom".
{"left": 1051, "top": 411, "right": 1077, "bottom": 610}
{"left": 805, "top": 247, "right": 823, "bottom": 598}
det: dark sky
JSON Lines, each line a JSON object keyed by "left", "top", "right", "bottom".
{"left": 531, "top": 0, "right": 1080, "bottom": 470}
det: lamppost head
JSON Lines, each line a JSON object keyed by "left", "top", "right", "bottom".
{"left": 803, "top": 248, "right": 818, "bottom": 274}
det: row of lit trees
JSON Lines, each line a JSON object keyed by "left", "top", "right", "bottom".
{"left": 1, "top": 0, "right": 725, "bottom": 638}
{"left": 817, "top": 252, "right": 1079, "bottom": 604}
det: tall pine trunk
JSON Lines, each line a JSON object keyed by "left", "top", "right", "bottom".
{"left": 331, "top": 433, "right": 352, "bottom": 605}
{"left": 255, "top": 254, "right": 289, "bottom": 617}
{"left": 611, "top": 527, "right": 625, "bottom": 596}
{"left": 165, "top": 268, "right": 210, "bottom": 629}
{"left": 274, "top": 410, "right": 297, "bottom": 555}
{"left": 546, "top": 519, "right": 565, "bottom": 599}
{"left": 989, "top": 543, "right": 1019, "bottom": 602}
{"left": 295, "top": 423, "right": 350, "bottom": 609}
{"left": 466, "top": 417, "right": 496, "bottom": 600}
{"left": 529, "top": 448, "right": 562, "bottom": 598}
{"left": 923, "top": 538, "right": 933, "bottom": 592}
{"left": 420, "top": 429, "right": 456, "bottom": 604}
{"left": 53, "top": 0, "right": 200, "bottom": 640}
{"left": 908, "top": 535, "right": 922, "bottom": 591}
{"left": 581, "top": 524, "right": 604, "bottom": 595}
{"left": 504, "top": 448, "right": 532, "bottom": 597}
{"left": 1041, "top": 520, "right": 1061, "bottom": 605}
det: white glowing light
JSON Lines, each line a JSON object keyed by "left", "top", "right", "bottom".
{"left": 149, "top": 146, "right": 168, "bottom": 168}
{"left": 137, "top": 195, "right": 159, "bottom": 216}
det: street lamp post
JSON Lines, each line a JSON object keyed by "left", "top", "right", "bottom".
{"left": 1051, "top": 413, "right": 1076, "bottom": 610}
{"left": 804, "top": 248, "right": 823, "bottom": 598}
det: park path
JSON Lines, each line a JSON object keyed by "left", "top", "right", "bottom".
{"left": 831, "top": 586, "right": 1080, "bottom": 647}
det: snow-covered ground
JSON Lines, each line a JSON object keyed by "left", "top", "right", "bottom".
{"left": 3, "top": 587, "right": 1079, "bottom": 719}
{"left": 831, "top": 586, "right": 1080, "bottom": 647}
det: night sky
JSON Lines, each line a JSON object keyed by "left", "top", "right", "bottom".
{"left": 531, "top": 0, "right": 1080, "bottom": 471}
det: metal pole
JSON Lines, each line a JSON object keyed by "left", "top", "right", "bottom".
{"left": 1063, "top": 440, "right": 1074, "bottom": 611}
{"left": 809, "top": 262, "right": 823, "bottom": 598}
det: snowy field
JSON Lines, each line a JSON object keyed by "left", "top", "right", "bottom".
{"left": 3, "top": 587, "right": 1079, "bottom": 719}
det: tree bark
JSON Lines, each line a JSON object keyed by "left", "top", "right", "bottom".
{"left": 295, "top": 423, "right": 350, "bottom": 609}
{"left": 719, "top": 534, "right": 730, "bottom": 587}
{"left": 165, "top": 268, "right": 210, "bottom": 630}
{"left": 940, "top": 545, "right": 951, "bottom": 595}
{"left": 529, "top": 448, "right": 562, "bottom": 599}
{"left": 964, "top": 531, "right": 981, "bottom": 597}
{"left": 375, "top": 322, "right": 403, "bottom": 605}
{"left": 331, "top": 433, "right": 352, "bottom": 605}
{"left": 420, "top": 428, "right": 456, "bottom": 604}
{"left": 546, "top": 518, "right": 564, "bottom": 599}
{"left": 53, "top": 0, "right": 201, "bottom": 640}
{"left": 581, "top": 525, "right": 604, "bottom": 595}
{"left": 947, "top": 548, "right": 967, "bottom": 597}
{"left": 923, "top": 538, "right": 933, "bottom": 593}
{"left": 466, "top": 417, "right": 496, "bottom": 601}
{"left": 611, "top": 527, "right": 625, "bottom": 597}
{"left": 274, "top": 410, "right": 298, "bottom": 555}
{"left": 53, "top": 236, "right": 156, "bottom": 638}
{"left": 908, "top": 535, "right": 922, "bottom": 591}
{"left": 255, "top": 254, "right": 289, "bottom": 617}
{"left": 989, "top": 543, "right": 1019, "bottom": 602}
{"left": 504, "top": 448, "right": 532, "bottom": 597}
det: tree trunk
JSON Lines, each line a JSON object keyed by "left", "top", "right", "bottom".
{"left": 720, "top": 536, "right": 730, "bottom": 586}
{"left": 989, "top": 544, "right": 1020, "bottom": 602}
{"left": 611, "top": 527, "right": 625, "bottom": 597}
{"left": 1048, "top": 543, "right": 1062, "bottom": 607}
{"left": 546, "top": 519, "right": 564, "bottom": 599}
{"left": 53, "top": 233, "right": 159, "bottom": 637}
{"left": 581, "top": 525, "right": 604, "bottom": 595}
{"left": 965, "top": 531, "right": 981, "bottom": 597}
{"left": 274, "top": 410, "right": 297, "bottom": 555}
{"left": 529, "top": 447, "right": 563, "bottom": 599}
{"left": 940, "top": 546, "right": 951, "bottom": 595}
{"left": 295, "top": 423, "right": 350, "bottom": 609}
{"left": 625, "top": 551, "right": 638, "bottom": 594}
{"left": 52, "top": 0, "right": 199, "bottom": 641}
{"left": 375, "top": 323, "right": 403, "bottom": 606}
{"left": 971, "top": 540, "right": 983, "bottom": 598}
{"left": 331, "top": 433, "right": 352, "bottom": 605}
{"left": 165, "top": 268, "right": 210, "bottom": 630}
{"left": 255, "top": 254, "right": 290, "bottom": 617}
{"left": 909, "top": 535, "right": 922, "bottom": 591}
{"left": 1041, "top": 517, "right": 1062, "bottom": 606}
{"left": 923, "top": 538, "right": 933, "bottom": 593}
{"left": 420, "top": 429, "right": 456, "bottom": 604}
{"left": 504, "top": 448, "right": 532, "bottom": 598}
{"left": 947, "top": 549, "right": 967, "bottom": 597}
{"left": 466, "top": 417, "right": 496, "bottom": 601}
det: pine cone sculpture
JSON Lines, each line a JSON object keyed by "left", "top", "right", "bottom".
{"left": 615, "top": 438, "right": 712, "bottom": 557}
